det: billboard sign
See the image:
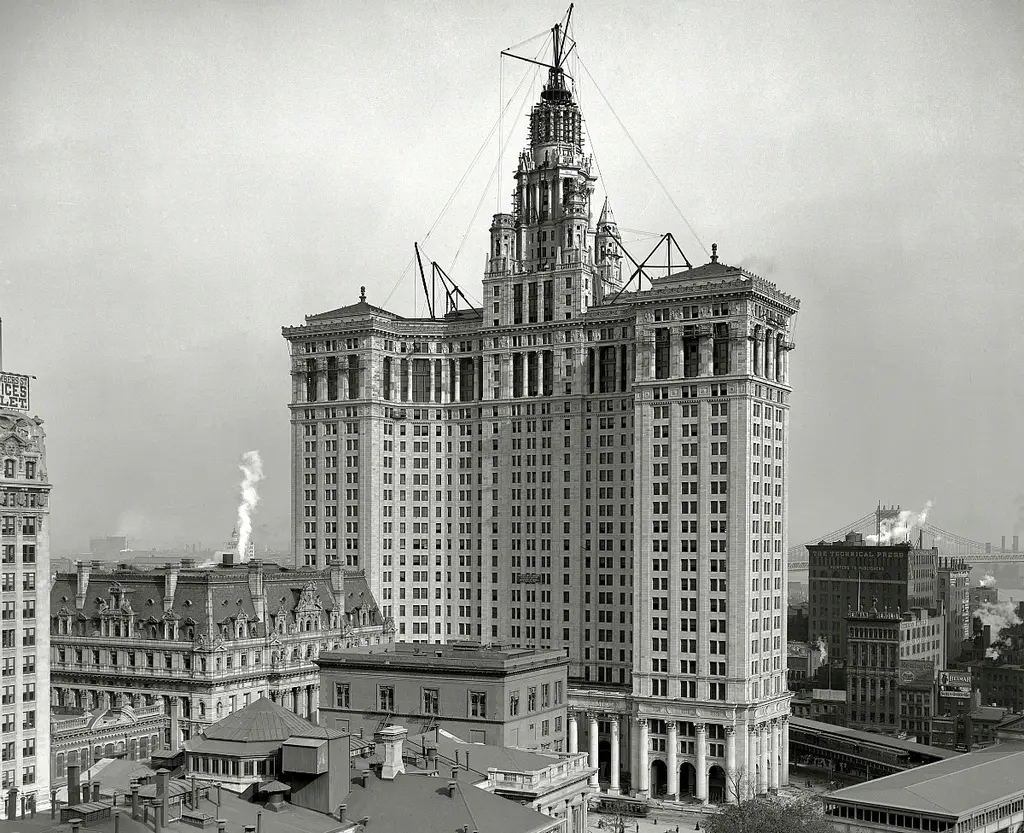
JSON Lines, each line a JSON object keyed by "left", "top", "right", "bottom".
{"left": 0, "top": 373, "right": 29, "bottom": 411}
{"left": 899, "top": 660, "right": 935, "bottom": 687}
{"left": 939, "top": 670, "right": 972, "bottom": 700}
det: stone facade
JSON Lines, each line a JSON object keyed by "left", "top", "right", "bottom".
{"left": 0, "top": 408, "right": 52, "bottom": 815}
{"left": 48, "top": 557, "right": 393, "bottom": 745}
{"left": 50, "top": 703, "right": 166, "bottom": 787}
{"left": 318, "top": 643, "right": 569, "bottom": 750}
{"left": 808, "top": 533, "right": 938, "bottom": 662}
{"left": 282, "top": 31, "right": 798, "bottom": 804}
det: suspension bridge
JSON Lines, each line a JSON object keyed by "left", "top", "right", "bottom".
{"left": 788, "top": 510, "right": 1022, "bottom": 570}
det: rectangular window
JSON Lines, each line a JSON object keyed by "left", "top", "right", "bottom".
{"left": 379, "top": 686, "right": 395, "bottom": 712}
{"left": 470, "top": 691, "right": 487, "bottom": 718}
{"left": 335, "top": 683, "right": 350, "bottom": 709}
{"left": 423, "top": 688, "right": 440, "bottom": 715}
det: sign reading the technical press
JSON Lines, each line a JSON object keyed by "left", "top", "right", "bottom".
{"left": 0, "top": 373, "right": 29, "bottom": 411}
{"left": 939, "top": 670, "right": 972, "bottom": 699}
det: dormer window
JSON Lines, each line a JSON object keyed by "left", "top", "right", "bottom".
{"left": 24, "top": 461, "right": 35, "bottom": 480}
{"left": 3, "top": 460, "right": 13, "bottom": 478}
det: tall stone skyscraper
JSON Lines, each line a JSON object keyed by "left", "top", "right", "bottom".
{"left": 0, "top": 375, "right": 51, "bottom": 815}
{"left": 283, "top": 17, "right": 799, "bottom": 803}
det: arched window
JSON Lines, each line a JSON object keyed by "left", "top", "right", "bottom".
{"left": 3, "top": 460, "right": 14, "bottom": 478}
{"left": 56, "top": 753, "right": 66, "bottom": 777}
{"left": 216, "top": 702, "right": 223, "bottom": 719}
{"left": 199, "top": 702, "right": 206, "bottom": 719}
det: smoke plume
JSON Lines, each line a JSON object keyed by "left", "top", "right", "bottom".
{"left": 979, "top": 574, "right": 996, "bottom": 588}
{"left": 975, "top": 601, "right": 1020, "bottom": 661}
{"left": 236, "top": 451, "right": 264, "bottom": 562}
{"left": 866, "top": 501, "right": 933, "bottom": 544}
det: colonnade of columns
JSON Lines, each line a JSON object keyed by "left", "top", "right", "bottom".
{"left": 751, "top": 327, "right": 791, "bottom": 384}
{"left": 270, "top": 684, "right": 319, "bottom": 723}
{"left": 568, "top": 711, "right": 789, "bottom": 805}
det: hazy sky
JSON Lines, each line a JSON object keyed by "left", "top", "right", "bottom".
{"left": 2, "top": 1, "right": 1022, "bottom": 556}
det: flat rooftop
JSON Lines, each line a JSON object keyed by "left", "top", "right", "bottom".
{"left": 317, "top": 641, "right": 568, "bottom": 674}
{"left": 828, "top": 742, "right": 1024, "bottom": 818}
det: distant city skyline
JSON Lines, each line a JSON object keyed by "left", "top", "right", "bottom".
{"left": 3, "top": 1, "right": 1022, "bottom": 555}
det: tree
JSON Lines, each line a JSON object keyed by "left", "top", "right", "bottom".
{"left": 725, "top": 765, "right": 749, "bottom": 805}
{"left": 705, "top": 795, "right": 834, "bottom": 833}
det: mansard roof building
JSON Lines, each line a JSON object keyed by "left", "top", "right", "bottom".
{"left": 49, "top": 555, "right": 393, "bottom": 749}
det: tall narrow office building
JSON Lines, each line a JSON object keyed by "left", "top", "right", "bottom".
{"left": 0, "top": 371, "right": 51, "bottom": 815}
{"left": 283, "top": 15, "right": 800, "bottom": 802}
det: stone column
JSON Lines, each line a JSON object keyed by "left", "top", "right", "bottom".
{"left": 609, "top": 717, "right": 621, "bottom": 794}
{"left": 427, "top": 357, "right": 435, "bottom": 403}
{"left": 752, "top": 330, "right": 761, "bottom": 377}
{"left": 758, "top": 724, "right": 769, "bottom": 794}
{"left": 666, "top": 721, "right": 679, "bottom": 800}
{"left": 638, "top": 718, "right": 650, "bottom": 797}
{"left": 764, "top": 331, "right": 774, "bottom": 380}
{"left": 440, "top": 359, "right": 450, "bottom": 403}
{"left": 698, "top": 326, "right": 714, "bottom": 377}
{"left": 725, "top": 727, "right": 737, "bottom": 804}
{"left": 748, "top": 726, "right": 758, "bottom": 799}
{"left": 568, "top": 712, "right": 578, "bottom": 754}
{"left": 781, "top": 717, "right": 790, "bottom": 786}
{"left": 453, "top": 361, "right": 462, "bottom": 403}
{"left": 501, "top": 353, "right": 512, "bottom": 399}
{"left": 588, "top": 713, "right": 599, "bottom": 788}
{"left": 695, "top": 723, "right": 708, "bottom": 803}
{"left": 770, "top": 720, "right": 781, "bottom": 792}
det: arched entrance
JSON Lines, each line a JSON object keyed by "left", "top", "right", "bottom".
{"left": 650, "top": 759, "right": 668, "bottom": 797}
{"left": 679, "top": 762, "right": 696, "bottom": 797}
{"left": 708, "top": 765, "right": 727, "bottom": 803}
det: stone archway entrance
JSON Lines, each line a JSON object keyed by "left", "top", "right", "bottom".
{"left": 680, "top": 762, "right": 697, "bottom": 797}
{"left": 708, "top": 765, "right": 728, "bottom": 803}
{"left": 650, "top": 759, "right": 668, "bottom": 798}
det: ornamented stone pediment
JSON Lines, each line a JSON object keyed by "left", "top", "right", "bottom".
{"left": 213, "top": 637, "right": 226, "bottom": 651}
{"left": 296, "top": 582, "right": 322, "bottom": 612}
{"left": 193, "top": 633, "right": 207, "bottom": 649}
{"left": 183, "top": 616, "right": 197, "bottom": 625}
{"left": 57, "top": 604, "right": 71, "bottom": 617}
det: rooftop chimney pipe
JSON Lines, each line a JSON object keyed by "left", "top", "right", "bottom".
{"left": 447, "top": 781, "right": 457, "bottom": 798}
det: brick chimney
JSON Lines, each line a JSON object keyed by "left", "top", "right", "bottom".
{"left": 374, "top": 725, "right": 407, "bottom": 780}
{"left": 155, "top": 769, "right": 170, "bottom": 827}
{"left": 247, "top": 560, "right": 265, "bottom": 624}
{"left": 75, "top": 562, "right": 91, "bottom": 612}
{"left": 163, "top": 565, "right": 179, "bottom": 614}
{"left": 329, "top": 564, "right": 344, "bottom": 606}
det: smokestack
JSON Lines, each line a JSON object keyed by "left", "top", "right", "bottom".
{"left": 374, "top": 725, "right": 407, "bottom": 780}
{"left": 67, "top": 764, "right": 81, "bottom": 806}
{"left": 1002, "top": 536, "right": 1006, "bottom": 551}
{"left": 447, "top": 781, "right": 457, "bottom": 798}
{"left": 131, "top": 781, "right": 139, "bottom": 820}
{"left": 338, "top": 804, "right": 347, "bottom": 822}
{"left": 1015, "top": 536, "right": 1020, "bottom": 553}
